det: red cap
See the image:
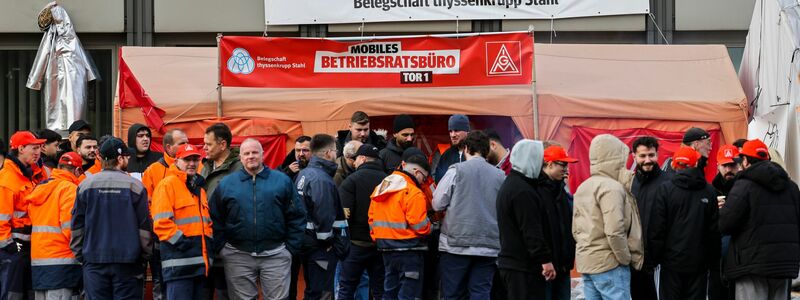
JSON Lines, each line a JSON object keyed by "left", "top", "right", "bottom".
{"left": 9, "top": 131, "right": 46, "bottom": 150}
{"left": 740, "top": 139, "right": 770, "bottom": 160}
{"left": 176, "top": 144, "right": 203, "bottom": 159}
{"left": 672, "top": 147, "right": 702, "bottom": 169}
{"left": 543, "top": 146, "right": 578, "bottom": 163}
{"left": 58, "top": 152, "right": 83, "bottom": 168}
{"left": 716, "top": 145, "right": 739, "bottom": 165}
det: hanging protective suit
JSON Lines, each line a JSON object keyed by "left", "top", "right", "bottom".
{"left": 27, "top": 2, "right": 97, "bottom": 131}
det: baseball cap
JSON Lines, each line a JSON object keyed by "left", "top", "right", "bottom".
{"left": 355, "top": 144, "right": 380, "bottom": 159}
{"left": 682, "top": 127, "right": 710, "bottom": 144}
{"left": 543, "top": 145, "right": 578, "bottom": 163}
{"left": 68, "top": 120, "right": 91, "bottom": 133}
{"left": 58, "top": 152, "right": 83, "bottom": 168}
{"left": 98, "top": 138, "right": 130, "bottom": 160}
{"left": 740, "top": 139, "right": 770, "bottom": 160}
{"left": 672, "top": 147, "right": 702, "bottom": 169}
{"left": 716, "top": 144, "right": 740, "bottom": 165}
{"left": 176, "top": 144, "right": 203, "bottom": 159}
{"left": 9, "top": 131, "right": 46, "bottom": 149}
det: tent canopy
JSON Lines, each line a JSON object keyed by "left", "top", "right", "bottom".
{"left": 115, "top": 42, "right": 748, "bottom": 149}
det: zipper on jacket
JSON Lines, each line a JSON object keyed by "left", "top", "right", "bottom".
{"left": 252, "top": 175, "right": 257, "bottom": 254}
{"left": 195, "top": 179, "right": 209, "bottom": 275}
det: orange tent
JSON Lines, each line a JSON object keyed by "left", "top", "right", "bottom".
{"left": 114, "top": 43, "right": 747, "bottom": 170}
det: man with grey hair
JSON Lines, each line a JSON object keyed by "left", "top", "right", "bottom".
{"left": 334, "top": 140, "right": 362, "bottom": 186}
{"left": 209, "top": 138, "right": 307, "bottom": 300}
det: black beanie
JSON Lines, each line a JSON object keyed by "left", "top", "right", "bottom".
{"left": 393, "top": 114, "right": 415, "bottom": 132}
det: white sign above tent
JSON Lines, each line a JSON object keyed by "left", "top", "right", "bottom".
{"left": 264, "top": 0, "right": 650, "bottom": 25}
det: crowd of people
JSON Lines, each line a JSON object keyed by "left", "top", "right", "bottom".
{"left": 0, "top": 110, "right": 797, "bottom": 300}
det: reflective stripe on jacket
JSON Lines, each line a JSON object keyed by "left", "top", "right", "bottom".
{"left": 26, "top": 168, "right": 81, "bottom": 290}
{"left": 368, "top": 170, "right": 431, "bottom": 251}
{"left": 152, "top": 166, "right": 212, "bottom": 281}
{"left": 0, "top": 158, "right": 37, "bottom": 248}
{"left": 142, "top": 153, "right": 175, "bottom": 202}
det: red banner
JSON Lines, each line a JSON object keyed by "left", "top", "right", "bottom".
{"left": 219, "top": 33, "right": 533, "bottom": 88}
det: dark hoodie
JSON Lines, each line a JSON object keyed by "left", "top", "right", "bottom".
{"left": 649, "top": 167, "right": 719, "bottom": 273}
{"left": 378, "top": 139, "right": 405, "bottom": 174}
{"left": 335, "top": 130, "right": 387, "bottom": 157}
{"left": 719, "top": 161, "right": 800, "bottom": 280}
{"left": 126, "top": 124, "right": 162, "bottom": 174}
{"left": 712, "top": 172, "right": 736, "bottom": 197}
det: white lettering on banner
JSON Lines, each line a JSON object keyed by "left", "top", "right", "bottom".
{"left": 314, "top": 42, "right": 460, "bottom": 74}
{"left": 264, "top": 0, "right": 649, "bottom": 25}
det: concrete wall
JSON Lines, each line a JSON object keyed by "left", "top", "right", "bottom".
{"left": 0, "top": 0, "right": 124, "bottom": 33}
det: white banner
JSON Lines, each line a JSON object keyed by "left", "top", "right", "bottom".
{"left": 264, "top": 0, "right": 650, "bottom": 25}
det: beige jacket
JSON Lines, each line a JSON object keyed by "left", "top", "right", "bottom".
{"left": 572, "top": 134, "right": 644, "bottom": 274}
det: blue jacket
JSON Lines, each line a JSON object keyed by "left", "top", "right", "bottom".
{"left": 433, "top": 146, "right": 465, "bottom": 184}
{"left": 296, "top": 157, "right": 349, "bottom": 258}
{"left": 209, "top": 166, "right": 306, "bottom": 255}
{"left": 71, "top": 170, "right": 153, "bottom": 264}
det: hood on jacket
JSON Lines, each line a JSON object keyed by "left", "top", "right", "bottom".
{"left": 672, "top": 167, "right": 707, "bottom": 190}
{"left": 371, "top": 170, "right": 418, "bottom": 202}
{"left": 510, "top": 140, "right": 543, "bottom": 179}
{"left": 589, "top": 134, "right": 631, "bottom": 183}
{"left": 740, "top": 161, "right": 791, "bottom": 192}
{"left": 127, "top": 123, "right": 152, "bottom": 154}
{"left": 27, "top": 168, "right": 79, "bottom": 206}
{"left": 308, "top": 156, "right": 338, "bottom": 177}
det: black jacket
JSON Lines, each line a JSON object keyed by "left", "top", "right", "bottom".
{"left": 335, "top": 130, "right": 386, "bottom": 158}
{"left": 631, "top": 167, "right": 672, "bottom": 271}
{"left": 126, "top": 124, "right": 162, "bottom": 174}
{"left": 532, "top": 172, "right": 575, "bottom": 274}
{"left": 497, "top": 170, "right": 563, "bottom": 274}
{"left": 719, "top": 161, "right": 800, "bottom": 280}
{"left": 279, "top": 152, "right": 302, "bottom": 181}
{"left": 712, "top": 173, "right": 736, "bottom": 197}
{"left": 650, "top": 167, "right": 720, "bottom": 273}
{"left": 338, "top": 160, "right": 387, "bottom": 243}
{"left": 379, "top": 139, "right": 405, "bottom": 174}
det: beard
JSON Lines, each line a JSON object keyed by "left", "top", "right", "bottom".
{"left": 298, "top": 157, "right": 309, "bottom": 168}
{"left": 398, "top": 139, "right": 414, "bottom": 149}
{"left": 487, "top": 152, "right": 499, "bottom": 165}
{"left": 636, "top": 161, "right": 659, "bottom": 175}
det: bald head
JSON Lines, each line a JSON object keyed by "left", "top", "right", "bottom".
{"left": 164, "top": 129, "right": 188, "bottom": 157}
{"left": 240, "top": 138, "right": 264, "bottom": 175}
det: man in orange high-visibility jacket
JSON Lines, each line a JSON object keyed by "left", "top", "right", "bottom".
{"left": 27, "top": 152, "right": 84, "bottom": 299}
{"left": 368, "top": 153, "right": 432, "bottom": 300}
{"left": 142, "top": 128, "right": 189, "bottom": 300}
{"left": 0, "top": 131, "right": 46, "bottom": 299}
{"left": 75, "top": 135, "right": 101, "bottom": 182}
{"left": 152, "top": 144, "right": 212, "bottom": 300}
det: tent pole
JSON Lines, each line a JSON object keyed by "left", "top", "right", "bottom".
{"left": 529, "top": 28, "right": 540, "bottom": 140}
{"left": 216, "top": 33, "right": 223, "bottom": 118}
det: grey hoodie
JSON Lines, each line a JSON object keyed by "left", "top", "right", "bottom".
{"left": 510, "top": 140, "right": 544, "bottom": 179}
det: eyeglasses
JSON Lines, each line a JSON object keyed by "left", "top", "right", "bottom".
{"left": 415, "top": 169, "right": 429, "bottom": 181}
{"left": 553, "top": 161, "right": 568, "bottom": 168}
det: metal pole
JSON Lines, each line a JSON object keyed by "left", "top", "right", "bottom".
{"left": 216, "top": 33, "right": 223, "bottom": 118}
{"left": 323, "top": 30, "right": 531, "bottom": 41}
{"left": 530, "top": 28, "right": 540, "bottom": 140}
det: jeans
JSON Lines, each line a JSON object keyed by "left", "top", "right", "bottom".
{"left": 438, "top": 253, "right": 496, "bottom": 300}
{"left": 221, "top": 246, "right": 293, "bottom": 300}
{"left": 337, "top": 244, "right": 384, "bottom": 300}
{"left": 82, "top": 263, "right": 145, "bottom": 300}
{"left": 582, "top": 265, "right": 631, "bottom": 300}
{"left": 165, "top": 276, "right": 204, "bottom": 300}
{"left": 382, "top": 251, "right": 424, "bottom": 300}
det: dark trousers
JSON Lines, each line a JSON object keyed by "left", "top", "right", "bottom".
{"left": 203, "top": 266, "right": 228, "bottom": 300}
{"left": 83, "top": 263, "right": 144, "bottom": 300}
{"left": 383, "top": 251, "right": 424, "bottom": 300}
{"left": 337, "top": 243, "right": 384, "bottom": 300}
{"left": 545, "top": 272, "right": 571, "bottom": 300}
{"left": 166, "top": 276, "right": 204, "bottom": 300}
{"left": 659, "top": 268, "right": 707, "bottom": 300}
{"left": 438, "top": 253, "right": 496, "bottom": 300}
{"left": 499, "top": 269, "right": 546, "bottom": 300}
{"left": 290, "top": 255, "right": 302, "bottom": 300}
{"left": 148, "top": 246, "right": 166, "bottom": 300}
{"left": 423, "top": 230, "right": 440, "bottom": 300}
{"left": 630, "top": 268, "right": 657, "bottom": 300}
{"left": 490, "top": 269, "right": 507, "bottom": 300}
{"left": 301, "top": 249, "right": 338, "bottom": 300}
{"left": 0, "top": 246, "right": 29, "bottom": 300}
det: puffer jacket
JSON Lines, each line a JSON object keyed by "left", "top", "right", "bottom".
{"left": 649, "top": 167, "right": 719, "bottom": 273}
{"left": 369, "top": 170, "right": 431, "bottom": 251}
{"left": 26, "top": 169, "right": 81, "bottom": 290}
{"left": 152, "top": 167, "right": 212, "bottom": 281}
{"left": 719, "top": 161, "right": 800, "bottom": 280}
{"left": 339, "top": 160, "right": 387, "bottom": 243}
{"left": 573, "top": 134, "right": 644, "bottom": 274}
{"left": 209, "top": 166, "right": 306, "bottom": 255}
